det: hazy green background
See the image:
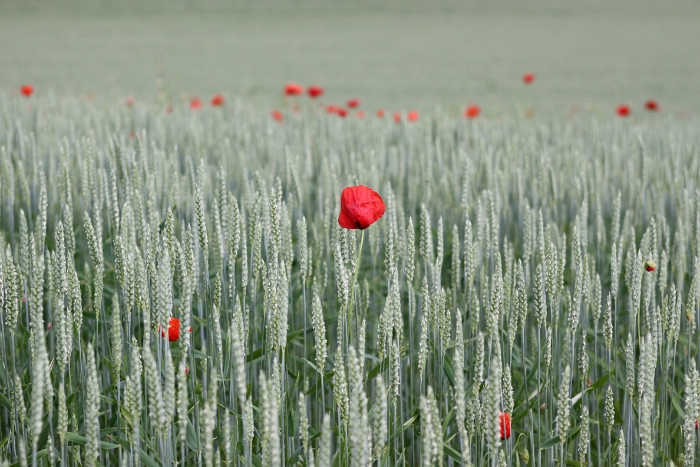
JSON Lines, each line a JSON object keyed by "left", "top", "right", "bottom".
{"left": 2, "top": 0, "right": 699, "bottom": 114}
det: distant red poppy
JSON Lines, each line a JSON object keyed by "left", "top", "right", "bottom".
{"left": 347, "top": 99, "right": 360, "bottom": 108}
{"left": 464, "top": 105, "right": 480, "bottom": 118}
{"left": 210, "top": 94, "right": 225, "bottom": 107}
{"left": 499, "top": 412, "right": 512, "bottom": 439}
{"left": 644, "top": 260, "right": 656, "bottom": 272}
{"left": 376, "top": 109, "right": 385, "bottom": 118}
{"left": 272, "top": 110, "right": 283, "bottom": 122}
{"left": 307, "top": 85, "right": 324, "bottom": 98}
{"left": 393, "top": 112, "right": 401, "bottom": 123}
{"left": 165, "top": 105, "right": 173, "bottom": 114}
{"left": 338, "top": 185, "right": 386, "bottom": 230}
{"left": 185, "top": 366, "right": 190, "bottom": 375}
{"left": 190, "top": 96, "right": 202, "bottom": 110}
{"left": 522, "top": 73, "right": 535, "bottom": 84}
{"left": 337, "top": 108, "right": 348, "bottom": 118}
{"left": 166, "top": 317, "right": 181, "bottom": 341}
{"left": 20, "top": 85, "right": 33, "bottom": 97}
{"left": 616, "top": 104, "right": 630, "bottom": 117}
{"left": 125, "top": 97, "right": 135, "bottom": 107}
{"left": 284, "top": 82, "right": 304, "bottom": 96}
{"left": 356, "top": 111, "right": 365, "bottom": 119}
{"left": 645, "top": 99, "right": 659, "bottom": 111}
{"left": 407, "top": 111, "right": 419, "bottom": 121}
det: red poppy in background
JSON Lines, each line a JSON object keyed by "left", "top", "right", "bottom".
{"left": 644, "top": 260, "right": 656, "bottom": 272}
{"left": 465, "top": 105, "right": 480, "bottom": 118}
{"left": 393, "top": 112, "right": 401, "bottom": 123}
{"left": 645, "top": 99, "right": 659, "bottom": 111}
{"left": 617, "top": 104, "right": 630, "bottom": 117}
{"left": 337, "top": 108, "right": 348, "bottom": 118}
{"left": 347, "top": 99, "right": 360, "bottom": 108}
{"left": 190, "top": 96, "right": 202, "bottom": 110}
{"left": 499, "top": 412, "right": 512, "bottom": 440}
{"left": 272, "top": 110, "right": 283, "bottom": 122}
{"left": 211, "top": 94, "right": 225, "bottom": 107}
{"left": 338, "top": 185, "right": 386, "bottom": 230}
{"left": 407, "top": 111, "right": 419, "bottom": 121}
{"left": 376, "top": 109, "right": 385, "bottom": 118}
{"left": 326, "top": 105, "right": 338, "bottom": 114}
{"left": 284, "top": 82, "right": 304, "bottom": 96}
{"left": 522, "top": 73, "right": 535, "bottom": 84}
{"left": 21, "top": 85, "right": 34, "bottom": 97}
{"left": 125, "top": 97, "right": 135, "bottom": 107}
{"left": 356, "top": 111, "right": 365, "bottom": 119}
{"left": 168, "top": 317, "right": 181, "bottom": 341}
{"left": 307, "top": 85, "right": 324, "bottom": 98}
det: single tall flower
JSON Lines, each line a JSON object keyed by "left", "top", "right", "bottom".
{"left": 645, "top": 99, "right": 659, "bottom": 111}
{"left": 347, "top": 99, "right": 360, "bottom": 108}
{"left": 408, "top": 110, "right": 419, "bottom": 121}
{"left": 522, "top": 73, "right": 535, "bottom": 84}
{"left": 21, "top": 85, "right": 34, "bottom": 97}
{"left": 338, "top": 185, "right": 386, "bottom": 230}
{"left": 272, "top": 110, "right": 283, "bottom": 122}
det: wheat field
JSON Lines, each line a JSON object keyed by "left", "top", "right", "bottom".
{"left": 0, "top": 92, "right": 699, "bottom": 467}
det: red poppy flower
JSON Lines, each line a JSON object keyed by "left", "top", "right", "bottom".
{"left": 167, "top": 317, "right": 181, "bottom": 341}
{"left": 307, "top": 85, "right": 324, "bottom": 98}
{"left": 21, "top": 85, "right": 33, "bottom": 97}
{"left": 376, "top": 109, "right": 385, "bottom": 118}
{"left": 464, "top": 105, "right": 480, "bottom": 118}
{"left": 272, "top": 110, "right": 283, "bottom": 122}
{"left": 338, "top": 185, "right": 386, "bottom": 230}
{"left": 356, "top": 111, "right": 365, "bottom": 119}
{"left": 284, "top": 82, "right": 304, "bottom": 96}
{"left": 407, "top": 111, "right": 419, "bottom": 121}
{"left": 617, "top": 104, "right": 630, "bottom": 117}
{"left": 645, "top": 99, "right": 659, "bottom": 111}
{"left": 190, "top": 97, "right": 202, "bottom": 110}
{"left": 165, "top": 105, "right": 173, "bottom": 114}
{"left": 393, "top": 112, "right": 401, "bottom": 123}
{"left": 347, "top": 99, "right": 360, "bottom": 108}
{"left": 644, "top": 260, "right": 656, "bottom": 272}
{"left": 326, "top": 105, "right": 339, "bottom": 114}
{"left": 125, "top": 97, "right": 135, "bottom": 107}
{"left": 499, "top": 412, "right": 511, "bottom": 440}
{"left": 337, "top": 108, "right": 348, "bottom": 118}
{"left": 522, "top": 73, "right": 535, "bottom": 84}
{"left": 211, "top": 94, "right": 225, "bottom": 107}
{"left": 185, "top": 366, "right": 190, "bottom": 376}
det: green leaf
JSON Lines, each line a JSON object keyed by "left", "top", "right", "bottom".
{"left": 9, "top": 449, "right": 47, "bottom": 467}
{"left": 186, "top": 419, "right": 200, "bottom": 450}
{"left": 246, "top": 347, "right": 264, "bottom": 363}
{"left": 444, "top": 443, "right": 463, "bottom": 464}
{"left": 540, "top": 426, "right": 581, "bottom": 450}
{"left": 64, "top": 432, "right": 119, "bottom": 450}
{"left": 139, "top": 448, "right": 161, "bottom": 467}
{"left": 0, "top": 391, "right": 10, "bottom": 410}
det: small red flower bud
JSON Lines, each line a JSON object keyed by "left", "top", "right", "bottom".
{"left": 499, "top": 412, "right": 512, "bottom": 439}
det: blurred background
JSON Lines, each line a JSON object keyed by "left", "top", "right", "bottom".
{"left": 2, "top": 0, "right": 699, "bottom": 114}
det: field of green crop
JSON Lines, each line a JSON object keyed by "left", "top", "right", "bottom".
{"left": 1, "top": 2, "right": 700, "bottom": 466}
{"left": 0, "top": 90, "right": 698, "bottom": 467}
